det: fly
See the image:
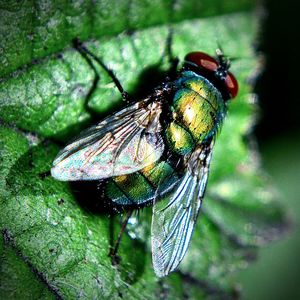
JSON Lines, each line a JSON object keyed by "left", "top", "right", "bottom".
{"left": 51, "top": 41, "right": 238, "bottom": 277}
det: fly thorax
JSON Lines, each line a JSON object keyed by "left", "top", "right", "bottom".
{"left": 173, "top": 74, "right": 225, "bottom": 142}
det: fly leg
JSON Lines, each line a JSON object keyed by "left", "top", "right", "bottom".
{"left": 167, "top": 0, "right": 180, "bottom": 73}
{"left": 72, "top": 42, "right": 101, "bottom": 116}
{"left": 109, "top": 208, "right": 133, "bottom": 265}
{"left": 164, "top": 27, "right": 179, "bottom": 79}
{"left": 73, "top": 39, "right": 130, "bottom": 104}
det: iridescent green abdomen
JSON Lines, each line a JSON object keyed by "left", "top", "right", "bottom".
{"left": 166, "top": 71, "right": 226, "bottom": 155}
{"left": 105, "top": 161, "right": 178, "bottom": 206}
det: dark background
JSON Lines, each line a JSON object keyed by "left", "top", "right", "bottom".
{"left": 236, "top": 0, "right": 300, "bottom": 298}
{"left": 256, "top": 0, "right": 300, "bottom": 138}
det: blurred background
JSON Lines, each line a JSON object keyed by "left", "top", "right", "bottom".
{"left": 236, "top": 0, "right": 300, "bottom": 298}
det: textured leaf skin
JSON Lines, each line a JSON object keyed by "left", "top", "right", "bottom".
{"left": 0, "top": 0, "right": 255, "bottom": 77}
{"left": 0, "top": 3, "right": 287, "bottom": 300}
{"left": 0, "top": 233, "right": 55, "bottom": 300}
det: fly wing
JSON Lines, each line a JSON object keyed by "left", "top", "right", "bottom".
{"left": 51, "top": 100, "right": 164, "bottom": 181}
{"left": 151, "top": 141, "right": 214, "bottom": 277}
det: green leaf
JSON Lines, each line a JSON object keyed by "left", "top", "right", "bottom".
{"left": 0, "top": 232, "right": 55, "bottom": 300}
{"left": 0, "top": 0, "right": 255, "bottom": 77}
{"left": 0, "top": 2, "right": 287, "bottom": 299}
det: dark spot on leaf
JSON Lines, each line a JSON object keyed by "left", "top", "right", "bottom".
{"left": 2, "top": 229, "right": 12, "bottom": 244}
{"left": 56, "top": 53, "right": 63, "bottom": 59}
{"left": 57, "top": 198, "right": 65, "bottom": 205}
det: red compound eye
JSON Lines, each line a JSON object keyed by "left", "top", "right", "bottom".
{"left": 225, "top": 72, "right": 238, "bottom": 98}
{"left": 185, "top": 51, "right": 239, "bottom": 99}
{"left": 185, "top": 52, "right": 218, "bottom": 72}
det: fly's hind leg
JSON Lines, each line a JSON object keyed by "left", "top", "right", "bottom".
{"left": 73, "top": 38, "right": 131, "bottom": 104}
{"left": 109, "top": 208, "right": 133, "bottom": 265}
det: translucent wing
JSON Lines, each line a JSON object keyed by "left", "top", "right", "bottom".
{"left": 51, "top": 100, "right": 164, "bottom": 181}
{"left": 151, "top": 141, "right": 214, "bottom": 277}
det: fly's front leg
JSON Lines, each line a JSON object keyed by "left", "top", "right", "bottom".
{"left": 73, "top": 38, "right": 131, "bottom": 104}
{"left": 164, "top": 28, "right": 179, "bottom": 78}
{"left": 166, "top": 0, "right": 180, "bottom": 73}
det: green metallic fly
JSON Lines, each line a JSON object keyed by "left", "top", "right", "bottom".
{"left": 51, "top": 44, "right": 238, "bottom": 277}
